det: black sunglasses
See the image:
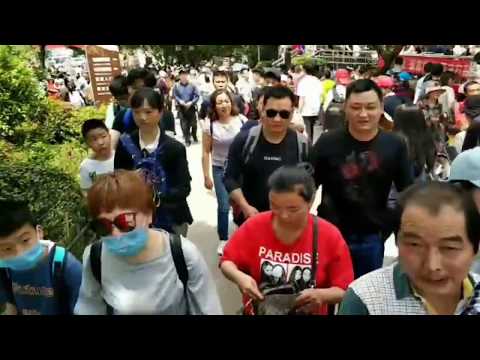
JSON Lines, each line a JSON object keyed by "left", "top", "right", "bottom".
{"left": 265, "top": 109, "right": 291, "bottom": 120}
{"left": 90, "top": 212, "right": 137, "bottom": 237}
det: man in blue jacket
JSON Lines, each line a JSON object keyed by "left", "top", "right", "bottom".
{"left": 173, "top": 69, "right": 200, "bottom": 147}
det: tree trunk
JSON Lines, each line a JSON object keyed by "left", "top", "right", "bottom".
{"left": 372, "top": 45, "right": 404, "bottom": 74}
{"left": 38, "top": 45, "right": 46, "bottom": 70}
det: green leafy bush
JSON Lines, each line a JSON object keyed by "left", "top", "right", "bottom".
{"left": 0, "top": 45, "right": 107, "bottom": 258}
{"left": 291, "top": 55, "right": 326, "bottom": 67}
{"left": 0, "top": 45, "right": 47, "bottom": 139}
{"left": 0, "top": 162, "right": 94, "bottom": 259}
{"left": 14, "top": 100, "right": 107, "bottom": 145}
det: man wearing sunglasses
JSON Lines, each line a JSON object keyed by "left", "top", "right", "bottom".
{"left": 224, "top": 86, "right": 311, "bottom": 226}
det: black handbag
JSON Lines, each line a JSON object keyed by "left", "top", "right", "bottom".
{"left": 250, "top": 216, "right": 319, "bottom": 315}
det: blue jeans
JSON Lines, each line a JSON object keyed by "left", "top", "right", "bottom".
{"left": 212, "top": 165, "right": 230, "bottom": 241}
{"left": 345, "top": 233, "right": 384, "bottom": 279}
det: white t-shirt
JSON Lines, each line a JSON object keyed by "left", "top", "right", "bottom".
{"left": 297, "top": 75, "right": 323, "bottom": 117}
{"left": 79, "top": 153, "right": 115, "bottom": 190}
{"left": 202, "top": 115, "right": 247, "bottom": 167}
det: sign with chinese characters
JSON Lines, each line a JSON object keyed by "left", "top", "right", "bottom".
{"left": 85, "top": 45, "right": 122, "bottom": 104}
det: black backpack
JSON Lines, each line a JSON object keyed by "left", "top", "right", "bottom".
{"left": 0, "top": 245, "right": 70, "bottom": 315}
{"left": 89, "top": 233, "right": 190, "bottom": 315}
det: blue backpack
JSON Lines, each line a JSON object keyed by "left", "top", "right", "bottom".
{"left": 123, "top": 108, "right": 135, "bottom": 131}
{"left": 119, "top": 133, "right": 174, "bottom": 232}
{"left": 0, "top": 245, "right": 69, "bottom": 315}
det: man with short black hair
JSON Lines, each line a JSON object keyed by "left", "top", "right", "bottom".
{"left": 173, "top": 69, "right": 200, "bottom": 147}
{"left": 311, "top": 79, "right": 414, "bottom": 279}
{"left": 339, "top": 181, "right": 480, "bottom": 315}
{"left": 224, "top": 86, "right": 311, "bottom": 226}
{"left": 105, "top": 75, "right": 129, "bottom": 128}
{"left": 414, "top": 63, "right": 434, "bottom": 104}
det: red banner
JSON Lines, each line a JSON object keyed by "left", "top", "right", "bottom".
{"left": 402, "top": 55, "right": 473, "bottom": 79}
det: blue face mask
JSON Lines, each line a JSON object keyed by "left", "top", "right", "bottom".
{"left": 102, "top": 228, "right": 149, "bottom": 257}
{"left": 0, "top": 242, "right": 46, "bottom": 272}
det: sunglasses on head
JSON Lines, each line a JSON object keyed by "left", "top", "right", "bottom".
{"left": 265, "top": 109, "right": 291, "bottom": 120}
{"left": 90, "top": 212, "right": 137, "bottom": 237}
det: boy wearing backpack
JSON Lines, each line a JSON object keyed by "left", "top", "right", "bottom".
{"left": 114, "top": 88, "right": 193, "bottom": 237}
{"left": 224, "top": 86, "right": 312, "bottom": 226}
{"left": 0, "top": 201, "right": 82, "bottom": 315}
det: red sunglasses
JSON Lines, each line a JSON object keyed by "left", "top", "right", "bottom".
{"left": 91, "top": 212, "right": 137, "bottom": 237}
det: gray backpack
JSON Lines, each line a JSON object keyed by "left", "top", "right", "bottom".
{"left": 241, "top": 125, "right": 310, "bottom": 164}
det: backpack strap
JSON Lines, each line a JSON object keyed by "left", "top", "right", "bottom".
{"left": 169, "top": 233, "right": 190, "bottom": 315}
{"left": 310, "top": 216, "right": 319, "bottom": 289}
{"left": 89, "top": 242, "right": 114, "bottom": 315}
{"left": 120, "top": 133, "right": 143, "bottom": 167}
{"left": 123, "top": 108, "right": 134, "bottom": 130}
{"left": 242, "top": 124, "right": 262, "bottom": 165}
{"left": 296, "top": 131, "right": 309, "bottom": 162}
{"left": 51, "top": 245, "right": 70, "bottom": 315}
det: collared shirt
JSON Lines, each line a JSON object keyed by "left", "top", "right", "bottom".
{"left": 411, "top": 278, "right": 474, "bottom": 315}
{"left": 139, "top": 129, "right": 160, "bottom": 154}
{"left": 338, "top": 262, "right": 479, "bottom": 315}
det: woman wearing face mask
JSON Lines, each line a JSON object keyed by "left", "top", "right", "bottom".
{"left": 74, "top": 170, "right": 223, "bottom": 315}
{"left": 202, "top": 89, "right": 247, "bottom": 256}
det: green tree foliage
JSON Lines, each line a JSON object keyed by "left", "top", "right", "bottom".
{"left": 371, "top": 45, "right": 404, "bottom": 73}
{"left": 0, "top": 45, "right": 106, "bottom": 257}
{"left": 0, "top": 45, "right": 47, "bottom": 138}
{"left": 121, "top": 45, "right": 280, "bottom": 68}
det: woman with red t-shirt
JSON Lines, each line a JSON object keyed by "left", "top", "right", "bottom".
{"left": 220, "top": 165, "right": 354, "bottom": 315}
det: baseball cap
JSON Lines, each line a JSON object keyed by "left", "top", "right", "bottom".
{"left": 449, "top": 147, "right": 480, "bottom": 188}
{"left": 424, "top": 83, "right": 446, "bottom": 97}
{"left": 336, "top": 69, "right": 351, "bottom": 86}
{"left": 264, "top": 68, "right": 282, "bottom": 82}
{"left": 375, "top": 75, "right": 394, "bottom": 89}
{"left": 398, "top": 71, "right": 413, "bottom": 81}
{"left": 179, "top": 68, "right": 189, "bottom": 75}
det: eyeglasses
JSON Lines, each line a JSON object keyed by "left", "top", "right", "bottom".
{"left": 265, "top": 109, "right": 291, "bottom": 120}
{"left": 90, "top": 212, "right": 137, "bottom": 237}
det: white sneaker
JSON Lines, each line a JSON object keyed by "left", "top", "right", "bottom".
{"left": 217, "top": 241, "right": 227, "bottom": 256}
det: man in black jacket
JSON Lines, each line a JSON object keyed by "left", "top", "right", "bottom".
{"left": 311, "top": 79, "right": 413, "bottom": 279}
{"left": 114, "top": 88, "right": 193, "bottom": 236}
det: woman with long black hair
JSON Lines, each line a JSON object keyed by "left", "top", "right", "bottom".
{"left": 393, "top": 105, "right": 436, "bottom": 181}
